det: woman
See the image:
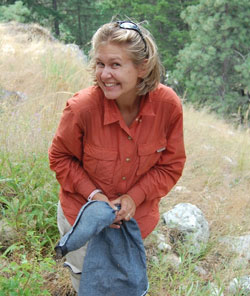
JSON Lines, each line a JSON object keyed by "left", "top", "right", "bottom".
{"left": 49, "top": 20, "right": 186, "bottom": 292}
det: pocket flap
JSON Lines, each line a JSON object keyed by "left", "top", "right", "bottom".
{"left": 84, "top": 143, "right": 118, "bottom": 160}
{"left": 138, "top": 138, "right": 167, "bottom": 156}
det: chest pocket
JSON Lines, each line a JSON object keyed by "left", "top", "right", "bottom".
{"left": 137, "top": 138, "right": 167, "bottom": 176}
{"left": 83, "top": 143, "right": 118, "bottom": 185}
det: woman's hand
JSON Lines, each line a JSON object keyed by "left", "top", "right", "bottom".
{"left": 111, "top": 194, "right": 136, "bottom": 223}
{"left": 92, "top": 192, "right": 121, "bottom": 229}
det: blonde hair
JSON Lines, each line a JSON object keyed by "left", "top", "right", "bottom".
{"left": 89, "top": 21, "right": 164, "bottom": 95}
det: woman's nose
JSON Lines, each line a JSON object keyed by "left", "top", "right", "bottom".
{"left": 101, "top": 66, "right": 112, "bottom": 79}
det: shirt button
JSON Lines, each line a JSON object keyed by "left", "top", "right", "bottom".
{"left": 126, "top": 157, "right": 131, "bottom": 162}
{"left": 128, "top": 136, "right": 132, "bottom": 140}
{"left": 139, "top": 119, "right": 142, "bottom": 123}
{"left": 135, "top": 118, "right": 139, "bottom": 122}
{"left": 122, "top": 176, "right": 126, "bottom": 180}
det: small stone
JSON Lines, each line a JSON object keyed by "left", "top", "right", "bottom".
{"left": 156, "top": 233, "right": 165, "bottom": 242}
{"left": 219, "top": 234, "right": 250, "bottom": 260}
{"left": 157, "top": 242, "right": 171, "bottom": 251}
{"left": 228, "top": 276, "right": 250, "bottom": 295}
{"left": 173, "top": 186, "right": 191, "bottom": 193}
{"left": 194, "top": 265, "right": 207, "bottom": 276}
{"left": 164, "top": 253, "right": 181, "bottom": 269}
{"left": 151, "top": 256, "right": 159, "bottom": 264}
{"left": 222, "top": 156, "right": 236, "bottom": 166}
{"left": 230, "top": 256, "right": 248, "bottom": 270}
{"left": 0, "top": 220, "right": 16, "bottom": 246}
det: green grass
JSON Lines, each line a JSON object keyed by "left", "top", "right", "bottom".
{"left": 0, "top": 252, "right": 55, "bottom": 296}
{"left": 0, "top": 153, "right": 59, "bottom": 251}
{"left": 0, "top": 153, "right": 59, "bottom": 295}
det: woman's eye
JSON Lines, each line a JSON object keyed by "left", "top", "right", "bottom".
{"left": 112, "top": 63, "right": 121, "bottom": 68}
{"left": 96, "top": 61, "right": 104, "bottom": 67}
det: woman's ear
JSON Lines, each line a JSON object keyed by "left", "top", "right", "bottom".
{"left": 138, "top": 59, "right": 148, "bottom": 78}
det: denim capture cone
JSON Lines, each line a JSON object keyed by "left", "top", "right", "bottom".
{"left": 54, "top": 201, "right": 116, "bottom": 259}
{"left": 55, "top": 200, "right": 149, "bottom": 296}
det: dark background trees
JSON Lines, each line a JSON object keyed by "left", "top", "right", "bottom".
{"left": 171, "top": 0, "right": 250, "bottom": 121}
{"left": 0, "top": 0, "right": 249, "bottom": 123}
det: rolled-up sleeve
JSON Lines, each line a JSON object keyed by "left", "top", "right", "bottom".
{"left": 48, "top": 101, "right": 96, "bottom": 200}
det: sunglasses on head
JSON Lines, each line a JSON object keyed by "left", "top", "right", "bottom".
{"left": 117, "top": 21, "right": 147, "bottom": 52}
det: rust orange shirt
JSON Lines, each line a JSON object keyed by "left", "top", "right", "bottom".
{"left": 49, "top": 83, "right": 186, "bottom": 238}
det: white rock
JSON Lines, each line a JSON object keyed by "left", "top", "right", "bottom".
{"left": 194, "top": 265, "right": 207, "bottom": 276}
{"left": 203, "top": 144, "right": 215, "bottom": 151}
{"left": 164, "top": 253, "right": 181, "bottom": 269}
{"left": 223, "top": 155, "right": 235, "bottom": 165}
{"left": 219, "top": 234, "right": 250, "bottom": 259}
{"left": 156, "top": 233, "right": 166, "bottom": 243}
{"left": 151, "top": 256, "right": 159, "bottom": 264}
{"left": 0, "top": 220, "right": 16, "bottom": 245}
{"left": 163, "top": 203, "right": 209, "bottom": 254}
{"left": 157, "top": 242, "right": 171, "bottom": 251}
{"left": 173, "top": 186, "right": 191, "bottom": 193}
{"left": 228, "top": 276, "right": 250, "bottom": 294}
{"left": 230, "top": 256, "right": 249, "bottom": 270}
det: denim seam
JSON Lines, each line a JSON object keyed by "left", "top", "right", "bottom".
{"left": 58, "top": 200, "right": 98, "bottom": 248}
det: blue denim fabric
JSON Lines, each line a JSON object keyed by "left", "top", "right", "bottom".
{"left": 56, "top": 201, "right": 148, "bottom": 296}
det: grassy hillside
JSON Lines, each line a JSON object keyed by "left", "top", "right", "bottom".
{"left": 0, "top": 22, "right": 249, "bottom": 295}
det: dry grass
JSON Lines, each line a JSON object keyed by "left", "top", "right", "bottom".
{"left": 161, "top": 106, "right": 250, "bottom": 236}
{"left": 155, "top": 106, "right": 250, "bottom": 291}
{"left": 0, "top": 22, "right": 91, "bottom": 154}
{"left": 45, "top": 261, "right": 77, "bottom": 296}
{"left": 0, "top": 22, "right": 249, "bottom": 295}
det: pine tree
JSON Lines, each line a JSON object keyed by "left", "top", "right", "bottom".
{"left": 172, "top": 0, "right": 250, "bottom": 120}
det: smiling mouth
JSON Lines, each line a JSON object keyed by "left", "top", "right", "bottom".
{"left": 104, "top": 83, "right": 118, "bottom": 87}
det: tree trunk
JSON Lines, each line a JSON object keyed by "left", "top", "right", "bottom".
{"left": 77, "top": 1, "right": 83, "bottom": 45}
{"left": 52, "top": 0, "right": 60, "bottom": 36}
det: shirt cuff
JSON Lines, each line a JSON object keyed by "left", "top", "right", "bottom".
{"left": 88, "top": 189, "right": 102, "bottom": 201}
{"left": 127, "top": 185, "right": 146, "bottom": 207}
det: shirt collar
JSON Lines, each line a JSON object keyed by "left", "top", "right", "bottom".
{"left": 139, "top": 93, "right": 155, "bottom": 117}
{"left": 103, "top": 93, "right": 155, "bottom": 126}
{"left": 103, "top": 98, "right": 121, "bottom": 125}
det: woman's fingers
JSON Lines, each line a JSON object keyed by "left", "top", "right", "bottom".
{"left": 92, "top": 193, "right": 118, "bottom": 211}
{"left": 109, "top": 221, "right": 122, "bottom": 229}
{"left": 93, "top": 193, "right": 136, "bottom": 228}
{"left": 115, "top": 194, "right": 136, "bottom": 221}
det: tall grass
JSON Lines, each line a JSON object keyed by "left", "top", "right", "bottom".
{"left": 0, "top": 22, "right": 91, "bottom": 156}
{"left": 0, "top": 22, "right": 249, "bottom": 295}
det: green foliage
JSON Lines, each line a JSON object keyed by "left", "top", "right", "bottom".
{"left": 0, "top": 1, "right": 31, "bottom": 23}
{"left": 171, "top": 0, "right": 250, "bottom": 121}
{"left": 0, "top": 152, "right": 59, "bottom": 251}
{"left": 0, "top": 251, "right": 55, "bottom": 295}
{"left": 50, "top": 0, "right": 108, "bottom": 52}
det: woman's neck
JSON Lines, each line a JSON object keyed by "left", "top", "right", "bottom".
{"left": 116, "top": 95, "right": 141, "bottom": 113}
{"left": 116, "top": 96, "right": 141, "bottom": 127}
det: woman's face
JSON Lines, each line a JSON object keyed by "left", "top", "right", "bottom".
{"left": 95, "top": 43, "right": 143, "bottom": 104}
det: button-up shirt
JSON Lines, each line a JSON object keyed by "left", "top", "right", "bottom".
{"left": 49, "top": 83, "right": 186, "bottom": 238}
